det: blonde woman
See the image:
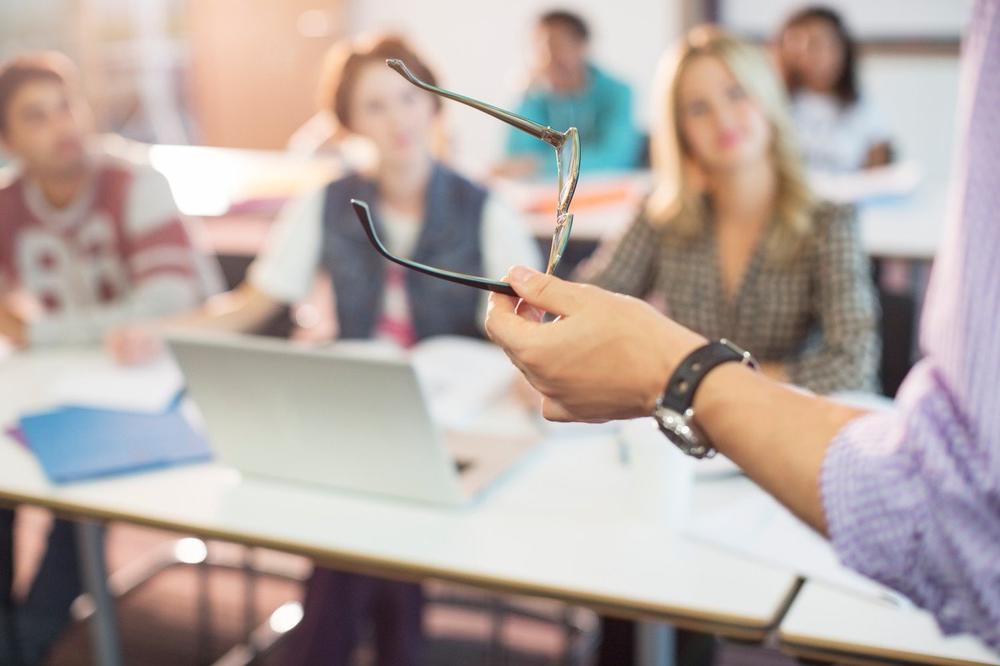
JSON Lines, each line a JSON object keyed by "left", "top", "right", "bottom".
{"left": 581, "top": 27, "right": 878, "bottom": 395}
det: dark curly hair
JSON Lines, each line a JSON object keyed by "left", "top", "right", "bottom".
{"left": 779, "top": 6, "right": 859, "bottom": 105}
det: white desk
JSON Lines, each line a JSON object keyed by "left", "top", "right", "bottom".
{"left": 145, "top": 143, "right": 340, "bottom": 218}
{"left": 857, "top": 186, "right": 948, "bottom": 261}
{"left": 139, "top": 143, "right": 946, "bottom": 263}
{"left": 0, "top": 349, "right": 800, "bottom": 665}
{"left": 506, "top": 170, "right": 948, "bottom": 262}
{"left": 780, "top": 582, "right": 1000, "bottom": 666}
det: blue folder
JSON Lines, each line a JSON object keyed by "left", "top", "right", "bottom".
{"left": 18, "top": 393, "right": 212, "bottom": 484}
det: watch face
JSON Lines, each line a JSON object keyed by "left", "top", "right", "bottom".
{"left": 655, "top": 406, "right": 710, "bottom": 458}
{"left": 655, "top": 407, "right": 692, "bottom": 443}
{"left": 658, "top": 421, "right": 688, "bottom": 448}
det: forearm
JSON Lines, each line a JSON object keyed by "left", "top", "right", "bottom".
{"left": 29, "top": 277, "right": 203, "bottom": 346}
{"left": 693, "top": 364, "right": 866, "bottom": 533}
{"left": 164, "top": 283, "right": 282, "bottom": 334}
{"left": 759, "top": 361, "right": 788, "bottom": 383}
{"left": 485, "top": 265, "right": 863, "bottom": 532}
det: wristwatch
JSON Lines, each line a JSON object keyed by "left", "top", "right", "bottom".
{"left": 652, "top": 338, "right": 758, "bottom": 458}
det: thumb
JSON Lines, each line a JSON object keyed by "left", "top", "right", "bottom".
{"left": 507, "top": 266, "right": 584, "bottom": 317}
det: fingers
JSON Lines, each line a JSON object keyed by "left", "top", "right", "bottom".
{"left": 485, "top": 290, "right": 539, "bottom": 348}
{"left": 514, "top": 298, "right": 545, "bottom": 323}
{"left": 541, "top": 399, "right": 576, "bottom": 422}
{"left": 507, "top": 266, "right": 586, "bottom": 317}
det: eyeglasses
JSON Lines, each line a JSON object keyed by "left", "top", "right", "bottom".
{"left": 350, "top": 58, "right": 580, "bottom": 297}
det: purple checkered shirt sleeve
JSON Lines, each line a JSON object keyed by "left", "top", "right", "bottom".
{"left": 821, "top": 0, "right": 1000, "bottom": 649}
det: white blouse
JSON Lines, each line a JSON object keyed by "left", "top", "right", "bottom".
{"left": 790, "top": 91, "right": 892, "bottom": 173}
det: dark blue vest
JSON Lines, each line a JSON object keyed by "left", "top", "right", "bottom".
{"left": 320, "top": 162, "right": 487, "bottom": 341}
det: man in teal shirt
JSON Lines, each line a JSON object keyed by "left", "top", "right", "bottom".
{"left": 502, "top": 10, "right": 642, "bottom": 174}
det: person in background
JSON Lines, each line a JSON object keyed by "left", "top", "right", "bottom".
{"left": 485, "top": 0, "right": 1000, "bottom": 651}
{"left": 582, "top": 27, "right": 879, "bottom": 396}
{"left": 0, "top": 51, "right": 220, "bottom": 664}
{"left": 576, "top": 26, "right": 879, "bottom": 664}
{"left": 775, "top": 5, "right": 893, "bottom": 172}
{"left": 496, "top": 9, "right": 642, "bottom": 177}
{"left": 285, "top": 46, "right": 390, "bottom": 165}
{"left": 0, "top": 53, "right": 221, "bottom": 349}
{"left": 117, "top": 34, "right": 541, "bottom": 665}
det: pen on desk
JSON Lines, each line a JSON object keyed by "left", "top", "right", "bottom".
{"left": 616, "top": 431, "right": 630, "bottom": 466}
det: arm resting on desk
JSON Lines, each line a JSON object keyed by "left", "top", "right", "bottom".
{"left": 167, "top": 282, "right": 283, "bottom": 333}
{"left": 129, "top": 282, "right": 283, "bottom": 337}
{"left": 107, "top": 283, "right": 284, "bottom": 364}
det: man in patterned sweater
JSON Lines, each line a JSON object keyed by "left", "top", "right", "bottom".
{"left": 0, "top": 51, "right": 220, "bottom": 348}
{"left": 0, "top": 52, "right": 220, "bottom": 663}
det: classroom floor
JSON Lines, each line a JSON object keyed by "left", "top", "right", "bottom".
{"left": 10, "top": 508, "right": 796, "bottom": 665}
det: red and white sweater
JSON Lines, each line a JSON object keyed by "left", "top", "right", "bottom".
{"left": 0, "top": 153, "right": 221, "bottom": 345}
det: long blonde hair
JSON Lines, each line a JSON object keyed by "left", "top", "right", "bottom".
{"left": 645, "top": 26, "right": 814, "bottom": 262}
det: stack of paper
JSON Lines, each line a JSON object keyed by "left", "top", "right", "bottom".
{"left": 48, "top": 357, "right": 184, "bottom": 413}
{"left": 410, "top": 336, "right": 520, "bottom": 431}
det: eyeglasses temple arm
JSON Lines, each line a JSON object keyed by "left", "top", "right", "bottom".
{"left": 350, "top": 200, "right": 516, "bottom": 296}
{"left": 386, "top": 59, "right": 565, "bottom": 149}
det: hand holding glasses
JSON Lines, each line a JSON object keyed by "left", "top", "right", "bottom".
{"left": 350, "top": 59, "right": 581, "bottom": 296}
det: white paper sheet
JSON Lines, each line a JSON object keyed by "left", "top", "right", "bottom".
{"left": 809, "top": 161, "right": 922, "bottom": 204}
{"left": 685, "top": 489, "right": 909, "bottom": 606}
{"left": 326, "top": 336, "right": 523, "bottom": 432}
{"left": 410, "top": 336, "right": 519, "bottom": 431}
{"left": 49, "top": 357, "right": 184, "bottom": 413}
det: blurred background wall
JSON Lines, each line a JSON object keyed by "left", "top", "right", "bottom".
{"left": 0, "top": 0, "right": 970, "bottom": 183}
{"left": 350, "top": 0, "right": 678, "bottom": 174}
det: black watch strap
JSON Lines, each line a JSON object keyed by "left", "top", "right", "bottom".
{"left": 660, "top": 339, "right": 756, "bottom": 413}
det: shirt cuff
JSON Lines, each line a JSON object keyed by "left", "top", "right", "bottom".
{"left": 820, "top": 409, "right": 930, "bottom": 598}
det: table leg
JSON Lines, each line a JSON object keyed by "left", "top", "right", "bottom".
{"left": 636, "top": 622, "right": 676, "bottom": 666}
{"left": 74, "top": 521, "right": 123, "bottom": 666}
{"left": 197, "top": 555, "right": 212, "bottom": 664}
{"left": 1, "top": 507, "right": 20, "bottom": 664}
{"left": 908, "top": 259, "right": 932, "bottom": 364}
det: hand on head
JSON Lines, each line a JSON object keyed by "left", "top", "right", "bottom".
{"left": 485, "top": 266, "right": 706, "bottom": 423}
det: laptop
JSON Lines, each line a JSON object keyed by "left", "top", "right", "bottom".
{"left": 166, "top": 332, "right": 539, "bottom": 506}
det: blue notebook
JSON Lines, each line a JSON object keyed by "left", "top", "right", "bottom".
{"left": 18, "top": 393, "right": 212, "bottom": 484}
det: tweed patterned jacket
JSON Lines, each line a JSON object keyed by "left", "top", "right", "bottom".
{"left": 579, "top": 201, "right": 880, "bottom": 395}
